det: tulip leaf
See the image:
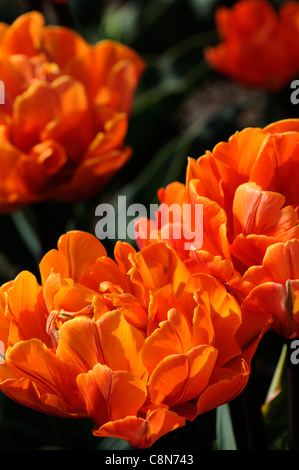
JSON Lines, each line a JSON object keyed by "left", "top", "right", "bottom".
{"left": 215, "top": 403, "right": 237, "bottom": 450}
{"left": 262, "top": 344, "right": 289, "bottom": 449}
{"left": 10, "top": 210, "right": 42, "bottom": 261}
{"left": 96, "top": 437, "right": 133, "bottom": 450}
{"left": 263, "top": 344, "right": 287, "bottom": 417}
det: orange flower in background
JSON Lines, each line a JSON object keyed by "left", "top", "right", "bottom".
{"left": 0, "top": 230, "right": 271, "bottom": 448}
{"left": 0, "top": 11, "right": 145, "bottom": 212}
{"left": 205, "top": 0, "right": 299, "bottom": 91}
{"left": 136, "top": 119, "right": 299, "bottom": 305}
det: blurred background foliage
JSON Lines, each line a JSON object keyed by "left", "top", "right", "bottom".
{"left": 0, "top": 0, "right": 297, "bottom": 450}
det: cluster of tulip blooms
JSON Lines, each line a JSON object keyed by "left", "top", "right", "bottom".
{"left": 0, "top": 1, "right": 298, "bottom": 449}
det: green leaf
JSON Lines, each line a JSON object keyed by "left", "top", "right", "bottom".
{"left": 215, "top": 403, "right": 237, "bottom": 450}
{"left": 96, "top": 437, "right": 133, "bottom": 450}
{"left": 263, "top": 343, "right": 287, "bottom": 418}
{"left": 11, "top": 210, "right": 42, "bottom": 262}
{"left": 262, "top": 343, "right": 289, "bottom": 449}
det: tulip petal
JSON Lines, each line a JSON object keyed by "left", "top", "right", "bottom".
{"left": 196, "top": 360, "right": 249, "bottom": 415}
{"left": 41, "top": 26, "right": 89, "bottom": 69}
{"left": 57, "top": 311, "right": 146, "bottom": 378}
{"left": 244, "top": 239, "right": 299, "bottom": 286}
{"left": 39, "top": 231, "right": 107, "bottom": 284}
{"left": 251, "top": 132, "right": 299, "bottom": 207}
{"left": 3, "top": 338, "right": 85, "bottom": 416}
{"left": 192, "top": 274, "right": 242, "bottom": 366}
{"left": 6, "top": 271, "right": 50, "bottom": 347}
{"left": 0, "top": 376, "right": 81, "bottom": 417}
{"left": 242, "top": 282, "right": 292, "bottom": 338}
{"left": 77, "top": 364, "right": 147, "bottom": 425}
{"left": 149, "top": 345, "right": 218, "bottom": 409}
{"left": 93, "top": 408, "right": 185, "bottom": 449}
{"left": 12, "top": 82, "right": 60, "bottom": 152}
{"left": 143, "top": 308, "right": 193, "bottom": 375}
{"left": 232, "top": 182, "right": 297, "bottom": 237}
{"left": 129, "top": 242, "right": 190, "bottom": 303}
{"left": 1, "top": 11, "right": 44, "bottom": 56}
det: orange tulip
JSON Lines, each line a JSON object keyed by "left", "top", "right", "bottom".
{"left": 205, "top": 0, "right": 299, "bottom": 91}
{"left": 0, "top": 12, "right": 145, "bottom": 212}
{"left": 0, "top": 230, "right": 271, "bottom": 448}
{"left": 137, "top": 119, "right": 299, "bottom": 305}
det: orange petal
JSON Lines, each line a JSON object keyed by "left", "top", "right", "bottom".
{"left": 77, "top": 364, "right": 146, "bottom": 425}
{"left": 232, "top": 182, "right": 297, "bottom": 237}
{"left": 41, "top": 25, "right": 89, "bottom": 69}
{"left": 0, "top": 281, "right": 13, "bottom": 352}
{"left": 103, "top": 61, "right": 142, "bottom": 113}
{"left": 96, "top": 310, "right": 146, "bottom": 378}
{"left": 251, "top": 131, "right": 299, "bottom": 207}
{"left": 52, "top": 75, "right": 88, "bottom": 116}
{"left": 148, "top": 345, "right": 218, "bottom": 410}
{"left": 143, "top": 308, "right": 193, "bottom": 375}
{"left": 187, "top": 250, "right": 234, "bottom": 283}
{"left": 147, "top": 284, "right": 185, "bottom": 335}
{"left": 231, "top": 233, "right": 278, "bottom": 271}
{"left": 12, "top": 82, "right": 60, "bottom": 152}
{"left": 113, "top": 240, "right": 136, "bottom": 274}
{"left": 42, "top": 109, "right": 94, "bottom": 162}
{"left": 3, "top": 338, "right": 85, "bottom": 417}
{"left": 6, "top": 271, "right": 50, "bottom": 347}
{"left": 264, "top": 118, "right": 299, "bottom": 134}
{"left": 213, "top": 127, "right": 267, "bottom": 182}
{"left": 188, "top": 187, "right": 231, "bottom": 258}
{"left": 44, "top": 275, "right": 94, "bottom": 314}
{"left": 84, "top": 110, "right": 128, "bottom": 159}
{"left": 0, "top": 376, "right": 83, "bottom": 417}
{"left": 1, "top": 11, "right": 44, "bottom": 56}
{"left": 186, "top": 155, "right": 223, "bottom": 208}
{"left": 57, "top": 311, "right": 146, "bottom": 378}
{"left": 29, "top": 139, "right": 67, "bottom": 176}
{"left": 191, "top": 273, "right": 242, "bottom": 366}
{"left": 57, "top": 316, "right": 104, "bottom": 371}
{"left": 39, "top": 231, "right": 107, "bottom": 285}
{"left": 129, "top": 242, "right": 190, "bottom": 303}
{"left": 86, "top": 256, "right": 131, "bottom": 294}
{"left": 243, "top": 239, "right": 299, "bottom": 286}
{"left": 93, "top": 408, "right": 185, "bottom": 449}
{"left": 241, "top": 282, "right": 291, "bottom": 339}
{"left": 196, "top": 360, "right": 249, "bottom": 415}
{"left": 55, "top": 147, "right": 131, "bottom": 203}
{"left": 158, "top": 181, "right": 187, "bottom": 206}
{"left": 67, "top": 40, "right": 145, "bottom": 105}
{"left": 101, "top": 291, "right": 148, "bottom": 330}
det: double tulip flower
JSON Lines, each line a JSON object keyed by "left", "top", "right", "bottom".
{"left": 137, "top": 119, "right": 299, "bottom": 339}
{"left": 0, "top": 11, "right": 144, "bottom": 212}
{"left": 0, "top": 230, "right": 271, "bottom": 448}
{"left": 205, "top": 0, "right": 299, "bottom": 91}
